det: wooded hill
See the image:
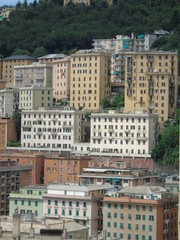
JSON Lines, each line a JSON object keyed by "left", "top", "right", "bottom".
{"left": 0, "top": 0, "right": 180, "bottom": 58}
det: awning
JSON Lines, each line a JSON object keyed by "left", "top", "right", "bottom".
{"left": 113, "top": 54, "right": 117, "bottom": 59}
{"left": 105, "top": 178, "right": 111, "bottom": 181}
{"left": 113, "top": 179, "right": 120, "bottom": 182}
{"left": 137, "top": 34, "right": 144, "bottom": 39}
{"left": 113, "top": 71, "right": 119, "bottom": 76}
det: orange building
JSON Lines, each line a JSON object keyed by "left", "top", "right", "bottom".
{"left": 0, "top": 118, "right": 17, "bottom": 149}
{"left": 0, "top": 151, "right": 44, "bottom": 185}
{"left": 103, "top": 186, "right": 178, "bottom": 240}
{"left": 44, "top": 154, "right": 90, "bottom": 184}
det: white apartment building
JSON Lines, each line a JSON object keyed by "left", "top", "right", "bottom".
{"left": 90, "top": 111, "right": 159, "bottom": 156}
{"left": 0, "top": 88, "right": 19, "bottom": 118}
{"left": 21, "top": 108, "right": 86, "bottom": 150}
{"left": 14, "top": 62, "right": 52, "bottom": 88}
{"left": 19, "top": 87, "right": 53, "bottom": 110}
{"left": 43, "top": 184, "right": 114, "bottom": 236}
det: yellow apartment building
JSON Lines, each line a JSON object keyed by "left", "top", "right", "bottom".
{"left": 19, "top": 86, "right": 53, "bottom": 110}
{"left": 70, "top": 50, "right": 111, "bottom": 111}
{"left": 2, "top": 55, "right": 36, "bottom": 87}
{"left": 121, "top": 51, "right": 178, "bottom": 126}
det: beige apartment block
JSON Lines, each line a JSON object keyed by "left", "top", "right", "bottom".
{"left": 53, "top": 57, "right": 71, "bottom": 101}
{"left": 38, "top": 54, "right": 67, "bottom": 64}
{"left": 70, "top": 50, "right": 111, "bottom": 111}
{"left": 14, "top": 62, "right": 52, "bottom": 88}
{"left": 2, "top": 55, "right": 36, "bottom": 87}
{"left": 19, "top": 87, "right": 53, "bottom": 110}
{"left": 90, "top": 111, "right": 159, "bottom": 156}
{"left": 122, "top": 51, "right": 178, "bottom": 126}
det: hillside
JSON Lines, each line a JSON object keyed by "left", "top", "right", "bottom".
{"left": 0, "top": 0, "right": 180, "bottom": 58}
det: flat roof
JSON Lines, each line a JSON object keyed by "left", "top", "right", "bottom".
{"left": 119, "top": 185, "right": 166, "bottom": 195}
{"left": 38, "top": 54, "right": 67, "bottom": 59}
{"left": 48, "top": 184, "right": 113, "bottom": 192}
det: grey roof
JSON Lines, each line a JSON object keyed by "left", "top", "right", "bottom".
{"left": 119, "top": 185, "right": 166, "bottom": 195}
{"left": 38, "top": 54, "right": 67, "bottom": 59}
{"left": 49, "top": 221, "right": 89, "bottom": 232}
{"left": 47, "top": 184, "right": 113, "bottom": 192}
{"left": 3, "top": 55, "right": 36, "bottom": 60}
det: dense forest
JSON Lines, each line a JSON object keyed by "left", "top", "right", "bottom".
{"left": 0, "top": 0, "right": 180, "bottom": 58}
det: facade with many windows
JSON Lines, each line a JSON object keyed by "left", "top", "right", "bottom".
{"left": 19, "top": 87, "right": 53, "bottom": 110}
{"left": 90, "top": 111, "right": 159, "bottom": 156}
{"left": 21, "top": 108, "right": 86, "bottom": 149}
{"left": 103, "top": 186, "right": 178, "bottom": 240}
{"left": 70, "top": 50, "right": 111, "bottom": 111}
{"left": 43, "top": 184, "right": 113, "bottom": 236}
{"left": 9, "top": 185, "right": 47, "bottom": 217}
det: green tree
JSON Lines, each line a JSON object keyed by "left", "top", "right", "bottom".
{"left": 13, "top": 110, "right": 21, "bottom": 141}
{"left": 170, "top": 10, "right": 180, "bottom": 29}
{"left": 12, "top": 48, "right": 31, "bottom": 56}
{"left": 102, "top": 97, "right": 111, "bottom": 109}
{"left": 112, "top": 93, "right": 124, "bottom": 108}
{"left": 32, "top": 47, "right": 47, "bottom": 58}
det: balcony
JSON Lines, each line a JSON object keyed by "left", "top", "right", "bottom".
{"left": 22, "top": 124, "right": 32, "bottom": 128}
{"left": 62, "top": 124, "right": 73, "bottom": 128}
{"left": 92, "top": 135, "right": 101, "bottom": 140}
{"left": 127, "top": 90, "right": 132, "bottom": 96}
{"left": 149, "top": 90, "right": 153, "bottom": 96}
{"left": 147, "top": 68, "right": 154, "bottom": 73}
{"left": 148, "top": 56, "right": 154, "bottom": 62}
{"left": 37, "top": 131, "right": 42, "bottom": 135}
{"left": 124, "top": 136, "right": 130, "bottom": 140}
{"left": 108, "top": 135, "right": 114, "bottom": 140}
{"left": 51, "top": 131, "right": 57, "bottom": 135}
{"left": 137, "top": 136, "right": 147, "bottom": 141}
{"left": 149, "top": 82, "right": 154, "bottom": 89}
{"left": 108, "top": 128, "right": 114, "bottom": 133}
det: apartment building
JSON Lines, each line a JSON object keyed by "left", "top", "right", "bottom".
{"left": 0, "top": 7, "right": 15, "bottom": 20}
{"left": 43, "top": 184, "right": 114, "bottom": 235}
{"left": 2, "top": 55, "right": 36, "bottom": 87}
{"left": 21, "top": 108, "right": 86, "bottom": 150}
{"left": 79, "top": 167, "right": 159, "bottom": 189}
{"left": 53, "top": 57, "right": 71, "bottom": 101}
{"left": 0, "top": 59, "right": 3, "bottom": 79}
{"left": 0, "top": 159, "right": 33, "bottom": 215}
{"left": 9, "top": 185, "right": 47, "bottom": 217}
{"left": 19, "top": 86, "right": 53, "bottom": 110}
{"left": 38, "top": 54, "right": 67, "bottom": 64}
{"left": 0, "top": 118, "right": 17, "bottom": 149}
{"left": 122, "top": 51, "right": 178, "bottom": 126}
{"left": 103, "top": 186, "right": 178, "bottom": 240}
{"left": 44, "top": 154, "right": 90, "bottom": 184}
{"left": 14, "top": 62, "right": 52, "bottom": 88}
{"left": 0, "top": 151, "right": 45, "bottom": 185}
{"left": 90, "top": 111, "right": 159, "bottom": 156}
{"left": 70, "top": 50, "right": 111, "bottom": 111}
{"left": 0, "top": 88, "right": 19, "bottom": 118}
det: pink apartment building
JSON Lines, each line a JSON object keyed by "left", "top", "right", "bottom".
{"left": 53, "top": 57, "right": 71, "bottom": 101}
{"left": 43, "top": 184, "right": 114, "bottom": 236}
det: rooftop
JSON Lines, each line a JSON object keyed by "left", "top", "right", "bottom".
{"left": 38, "top": 54, "right": 67, "bottom": 59}
{"left": 3, "top": 55, "right": 36, "bottom": 61}
{"left": 119, "top": 185, "right": 166, "bottom": 195}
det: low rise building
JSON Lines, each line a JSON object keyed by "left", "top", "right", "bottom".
{"left": 43, "top": 184, "right": 114, "bottom": 236}
{"left": 44, "top": 154, "right": 90, "bottom": 184}
{"left": 165, "top": 174, "right": 179, "bottom": 195}
{"left": 90, "top": 111, "right": 159, "bottom": 156}
{"left": 19, "top": 86, "right": 53, "bottom": 110}
{"left": 79, "top": 167, "right": 159, "bottom": 189}
{"left": 0, "top": 160, "right": 33, "bottom": 215}
{"left": 9, "top": 185, "right": 47, "bottom": 217}
{"left": 0, "top": 88, "right": 19, "bottom": 118}
{"left": 0, "top": 118, "right": 17, "bottom": 149}
{"left": 21, "top": 108, "right": 86, "bottom": 150}
{"left": 53, "top": 57, "right": 71, "bottom": 101}
{"left": 14, "top": 62, "right": 52, "bottom": 88}
{"left": 103, "top": 186, "right": 178, "bottom": 240}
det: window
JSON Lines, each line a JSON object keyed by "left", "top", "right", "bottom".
{"left": 69, "top": 210, "right": 72, "bottom": 216}
{"left": 108, "top": 203, "right": 111, "bottom": 208}
{"left": 15, "top": 200, "right": 17, "bottom": 205}
{"left": 149, "top": 237, "right": 152, "bottom": 240}
{"left": 28, "top": 201, "right": 31, "bottom": 206}
{"left": 136, "top": 214, "right": 141, "bottom": 220}
{"left": 114, "top": 203, "right": 117, "bottom": 209}
{"left": 135, "top": 234, "right": 139, "bottom": 240}
{"left": 128, "top": 205, "right": 131, "bottom": 210}
{"left": 114, "top": 213, "right": 117, "bottom": 218}
{"left": 149, "top": 206, "right": 152, "bottom": 211}
{"left": 54, "top": 209, "right": 58, "bottom": 215}
{"left": 76, "top": 210, "right": 79, "bottom": 216}
{"left": 62, "top": 201, "right": 65, "bottom": 206}
{"left": 128, "top": 234, "right": 131, "bottom": 240}
{"left": 21, "top": 200, "right": 24, "bottom": 205}
{"left": 107, "top": 222, "right": 111, "bottom": 227}
{"left": 69, "top": 201, "right": 72, "bottom": 207}
{"left": 83, "top": 211, "right": 86, "bottom": 217}
{"left": 149, "top": 225, "right": 152, "bottom": 231}
{"left": 114, "top": 233, "right": 117, "bottom": 238}
{"left": 120, "top": 204, "right": 124, "bottom": 209}
{"left": 149, "top": 215, "right": 154, "bottom": 221}
{"left": 120, "top": 223, "right": 123, "bottom": 229}
{"left": 120, "top": 213, "right": 124, "bottom": 219}
{"left": 35, "top": 201, "right": 38, "bottom": 206}
{"left": 128, "top": 214, "right": 131, "bottom": 220}
{"left": 114, "top": 222, "right": 117, "bottom": 228}
{"left": 62, "top": 209, "right": 65, "bottom": 216}
{"left": 83, "top": 202, "right": 86, "bottom": 208}
{"left": 120, "top": 233, "right": 123, "bottom": 239}
{"left": 76, "top": 202, "right": 79, "bottom": 207}
{"left": 48, "top": 200, "right": 51, "bottom": 205}
{"left": 142, "top": 236, "right": 145, "bottom": 240}
{"left": 128, "top": 223, "right": 131, "bottom": 230}
{"left": 136, "top": 224, "right": 139, "bottom": 230}
{"left": 142, "top": 205, "right": 146, "bottom": 211}
{"left": 48, "top": 208, "right": 51, "bottom": 214}
{"left": 142, "top": 225, "right": 146, "bottom": 230}
{"left": 142, "top": 215, "right": 146, "bottom": 220}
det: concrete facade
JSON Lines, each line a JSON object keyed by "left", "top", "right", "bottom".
{"left": 70, "top": 50, "right": 111, "bottom": 111}
{"left": 53, "top": 57, "right": 71, "bottom": 101}
{"left": 90, "top": 111, "right": 159, "bottom": 156}
{"left": 43, "top": 184, "right": 113, "bottom": 236}
{"left": 21, "top": 108, "right": 86, "bottom": 150}
{"left": 14, "top": 62, "right": 52, "bottom": 88}
{"left": 0, "top": 88, "right": 19, "bottom": 118}
{"left": 19, "top": 87, "right": 53, "bottom": 110}
{"left": 123, "top": 51, "right": 178, "bottom": 127}
{"left": 2, "top": 55, "right": 36, "bottom": 87}
{"left": 0, "top": 118, "right": 17, "bottom": 149}
{"left": 103, "top": 186, "right": 178, "bottom": 240}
